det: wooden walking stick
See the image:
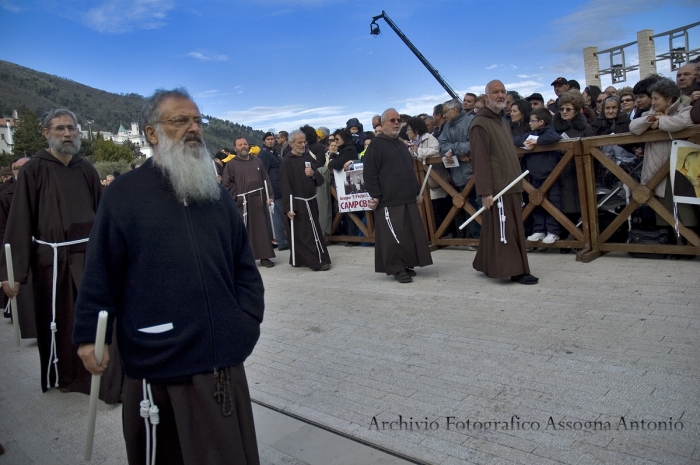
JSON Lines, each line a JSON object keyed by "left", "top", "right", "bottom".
{"left": 5, "top": 244, "right": 20, "bottom": 347}
{"left": 459, "top": 170, "right": 529, "bottom": 230}
{"left": 84, "top": 310, "right": 108, "bottom": 461}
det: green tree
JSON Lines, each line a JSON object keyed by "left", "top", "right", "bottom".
{"left": 94, "top": 138, "right": 133, "bottom": 163}
{"left": 12, "top": 109, "right": 45, "bottom": 157}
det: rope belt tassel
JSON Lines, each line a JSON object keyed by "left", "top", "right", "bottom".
{"left": 294, "top": 195, "right": 325, "bottom": 262}
{"left": 140, "top": 379, "right": 160, "bottom": 465}
{"left": 237, "top": 187, "right": 264, "bottom": 228}
{"left": 497, "top": 198, "right": 507, "bottom": 244}
{"left": 384, "top": 207, "right": 400, "bottom": 244}
{"left": 33, "top": 236, "right": 89, "bottom": 389}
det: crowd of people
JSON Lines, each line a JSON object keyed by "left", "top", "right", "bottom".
{"left": 0, "top": 58, "right": 699, "bottom": 462}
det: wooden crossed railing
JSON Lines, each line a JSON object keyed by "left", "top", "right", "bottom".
{"left": 323, "top": 125, "right": 700, "bottom": 262}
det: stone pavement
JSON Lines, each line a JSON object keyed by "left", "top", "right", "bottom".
{"left": 1, "top": 245, "right": 699, "bottom": 464}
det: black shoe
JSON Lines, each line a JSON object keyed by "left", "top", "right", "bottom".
{"left": 0, "top": 443, "right": 5, "bottom": 455}
{"left": 406, "top": 268, "right": 416, "bottom": 277}
{"left": 260, "top": 259, "right": 275, "bottom": 268}
{"left": 319, "top": 264, "right": 331, "bottom": 271}
{"left": 511, "top": 274, "right": 538, "bottom": 285}
{"left": 278, "top": 246, "right": 290, "bottom": 251}
{"left": 345, "top": 242, "right": 359, "bottom": 247}
{"left": 395, "top": 271, "right": 412, "bottom": 283}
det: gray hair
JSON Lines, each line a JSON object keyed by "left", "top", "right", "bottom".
{"left": 648, "top": 78, "right": 681, "bottom": 102}
{"left": 41, "top": 109, "right": 78, "bottom": 129}
{"left": 288, "top": 129, "right": 305, "bottom": 143}
{"left": 380, "top": 108, "right": 398, "bottom": 123}
{"left": 317, "top": 126, "right": 330, "bottom": 138}
{"left": 442, "top": 98, "right": 461, "bottom": 113}
{"left": 140, "top": 88, "right": 192, "bottom": 143}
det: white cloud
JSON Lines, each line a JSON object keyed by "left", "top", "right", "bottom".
{"left": 0, "top": 0, "right": 22, "bottom": 12}
{"left": 193, "top": 90, "right": 230, "bottom": 98}
{"left": 187, "top": 50, "right": 229, "bottom": 62}
{"left": 79, "top": 0, "right": 173, "bottom": 33}
{"left": 219, "top": 105, "right": 376, "bottom": 132}
{"left": 485, "top": 64, "right": 501, "bottom": 70}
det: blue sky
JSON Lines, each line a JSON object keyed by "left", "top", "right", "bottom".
{"left": 1, "top": 0, "right": 698, "bottom": 133}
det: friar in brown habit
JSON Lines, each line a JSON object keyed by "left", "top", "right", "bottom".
{"left": 469, "top": 80, "right": 538, "bottom": 285}
{"left": 363, "top": 108, "right": 432, "bottom": 284}
{"left": 279, "top": 130, "right": 331, "bottom": 271}
{"left": 0, "top": 157, "right": 36, "bottom": 338}
{"left": 0, "top": 109, "right": 122, "bottom": 401}
{"left": 222, "top": 137, "right": 275, "bottom": 268}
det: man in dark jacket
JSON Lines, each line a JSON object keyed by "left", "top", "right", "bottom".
{"left": 364, "top": 108, "right": 432, "bottom": 283}
{"left": 548, "top": 77, "right": 570, "bottom": 113}
{"left": 74, "top": 89, "right": 263, "bottom": 465}
{"left": 258, "top": 132, "right": 288, "bottom": 250}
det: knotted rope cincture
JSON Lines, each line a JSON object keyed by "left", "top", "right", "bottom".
{"left": 140, "top": 379, "right": 160, "bottom": 465}
{"left": 33, "top": 236, "right": 89, "bottom": 389}
{"left": 237, "top": 187, "right": 264, "bottom": 228}
{"left": 497, "top": 198, "right": 507, "bottom": 244}
{"left": 384, "top": 207, "right": 400, "bottom": 244}
{"left": 294, "top": 195, "right": 325, "bottom": 262}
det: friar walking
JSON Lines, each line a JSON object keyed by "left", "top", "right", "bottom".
{"left": 222, "top": 137, "right": 276, "bottom": 268}
{"left": 363, "top": 108, "right": 433, "bottom": 283}
{"left": 279, "top": 130, "right": 331, "bottom": 271}
{"left": 74, "top": 89, "right": 263, "bottom": 464}
{"left": 469, "top": 80, "right": 538, "bottom": 284}
{"left": 0, "top": 109, "right": 122, "bottom": 400}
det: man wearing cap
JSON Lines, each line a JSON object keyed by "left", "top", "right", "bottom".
{"left": 548, "top": 77, "right": 569, "bottom": 113}
{"left": 568, "top": 80, "right": 581, "bottom": 91}
{"left": 525, "top": 93, "right": 545, "bottom": 110}
{"left": 258, "top": 131, "right": 289, "bottom": 250}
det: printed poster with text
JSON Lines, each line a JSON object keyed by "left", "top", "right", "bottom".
{"left": 333, "top": 163, "right": 372, "bottom": 213}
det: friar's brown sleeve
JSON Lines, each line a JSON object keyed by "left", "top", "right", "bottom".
{"left": 470, "top": 125, "right": 494, "bottom": 198}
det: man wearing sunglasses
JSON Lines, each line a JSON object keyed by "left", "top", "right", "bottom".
{"left": 364, "top": 108, "right": 433, "bottom": 283}
{"left": 0, "top": 108, "right": 124, "bottom": 402}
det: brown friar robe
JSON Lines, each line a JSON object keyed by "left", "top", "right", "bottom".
{"left": 469, "top": 107, "right": 531, "bottom": 278}
{"left": 363, "top": 133, "right": 432, "bottom": 275}
{"left": 279, "top": 151, "right": 331, "bottom": 270}
{"left": 222, "top": 156, "right": 275, "bottom": 261}
{"left": 0, "top": 150, "right": 123, "bottom": 402}
{"left": 0, "top": 181, "right": 36, "bottom": 338}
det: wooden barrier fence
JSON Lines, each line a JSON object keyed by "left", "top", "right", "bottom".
{"left": 324, "top": 125, "right": 700, "bottom": 261}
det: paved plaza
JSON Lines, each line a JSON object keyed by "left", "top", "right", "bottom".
{"left": 1, "top": 245, "right": 699, "bottom": 464}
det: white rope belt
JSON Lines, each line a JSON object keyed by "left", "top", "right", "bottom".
{"left": 384, "top": 207, "right": 400, "bottom": 244}
{"left": 140, "top": 379, "right": 160, "bottom": 465}
{"left": 293, "top": 195, "right": 325, "bottom": 262}
{"left": 237, "top": 187, "right": 264, "bottom": 228}
{"left": 497, "top": 198, "right": 507, "bottom": 244}
{"left": 33, "top": 236, "right": 89, "bottom": 389}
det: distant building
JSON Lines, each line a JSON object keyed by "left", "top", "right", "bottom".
{"left": 80, "top": 121, "right": 153, "bottom": 158}
{"left": 0, "top": 111, "right": 19, "bottom": 154}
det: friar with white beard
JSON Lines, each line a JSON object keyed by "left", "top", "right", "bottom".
{"left": 0, "top": 109, "right": 123, "bottom": 401}
{"left": 74, "top": 89, "right": 263, "bottom": 465}
{"left": 222, "top": 137, "right": 276, "bottom": 268}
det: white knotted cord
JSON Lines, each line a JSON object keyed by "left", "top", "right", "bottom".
{"left": 236, "top": 187, "right": 264, "bottom": 228}
{"left": 294, "top": 195, "right": 325, "bottom": 262}
{"left": 33, "top": 237, "right": 89, "bottom": 389}
{"left": 497, "top": 198, "right": 507, "bottom": 244}
{"left": 140, "top": 379, "right": 160, "bottom": 465}
{"left": 673, "top": 203, "right": 681, "bottom": 239}
{"left": 384, "top": 207, "right": 400, "bottom": 243}
{"left": 3, "top": 300, "right": 10, "bottom": 318}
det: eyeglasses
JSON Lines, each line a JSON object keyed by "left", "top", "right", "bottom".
{"left": 388, "top": 118, "right": 402, "bottom": 124}
{"left": 160, "top": 115, "right": 209, "bottom": 128}
{"left": 560, "top": 107, "right": 575, "bottom": 113}
{"left": 620, "top": 98, "right": 634, "bottom": 103}
{"left": 529, "top": 119, "right": 540, "bottom": 123}
{"left": 596, "top": 99, "right": 605, "bottom": 104}
{"left": 50, "top": 125, "right": 78, "bottom": 133}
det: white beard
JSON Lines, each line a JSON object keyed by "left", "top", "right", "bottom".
{"left": 153, "top": 127, "right": 220, "bottom": 203}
